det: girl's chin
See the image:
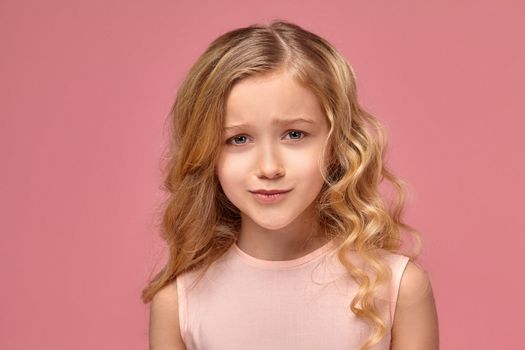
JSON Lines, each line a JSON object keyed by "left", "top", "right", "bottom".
{"left": 252, "top": 216, "right": 299, "bottom": 231}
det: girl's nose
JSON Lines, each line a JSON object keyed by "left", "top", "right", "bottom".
{"left": 255, "top": 145, "right": 285, "bottom": 179}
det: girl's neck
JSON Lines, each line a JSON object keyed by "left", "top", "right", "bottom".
{"left": 236, "top": 212, "right": 330, "bottom": 261}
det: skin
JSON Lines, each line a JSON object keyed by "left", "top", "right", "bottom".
{"left": 216, "top": 69, "right": 332, "bottom": 261}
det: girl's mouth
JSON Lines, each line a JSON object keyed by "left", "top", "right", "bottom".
{"left": 250, "top": 189, "right": 292, "bottom": 204}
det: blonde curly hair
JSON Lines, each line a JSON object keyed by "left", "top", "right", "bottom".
{"left": 142, "top": 19, "right": 422, "bottom": 350}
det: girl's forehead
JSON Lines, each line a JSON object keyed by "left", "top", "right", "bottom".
{"left": 224, "top": 72, "right": 324, "bottom": 125}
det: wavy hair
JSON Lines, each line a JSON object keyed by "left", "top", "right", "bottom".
{"left": 141, "top": 20, "right": 422, "bottom": 350}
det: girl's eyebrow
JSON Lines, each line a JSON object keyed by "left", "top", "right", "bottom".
{"left": 223, "top": 117, "right": 316, "bottom": 131}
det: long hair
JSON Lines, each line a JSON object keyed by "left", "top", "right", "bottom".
{"left": 141, "top": 20, "right": 421, "bottom": 350}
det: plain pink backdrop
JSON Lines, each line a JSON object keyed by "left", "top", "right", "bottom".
{"left": 1, "top": 0, "right": 524, "bottom": 349}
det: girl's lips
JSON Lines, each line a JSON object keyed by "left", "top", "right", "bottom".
{"left": 251, "top": 189, "right": 292, "bottom": 204}
{"left": 250, "top": 189, "right": 292, "bottom": 195}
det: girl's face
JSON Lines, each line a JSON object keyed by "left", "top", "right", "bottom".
{"left": 216, "top": 70, "right": 330, "bottom": 231}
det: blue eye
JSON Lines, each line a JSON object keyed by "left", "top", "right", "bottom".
{"left": 225, "top": 130, "right": 307, "bottom": 146}
{"left": 228, "top": 135, "right": 249, "bottom": 145}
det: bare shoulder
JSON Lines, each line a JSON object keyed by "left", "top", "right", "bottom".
{"left": 391, "top": 261, "right": 440, "bottom": 350}
{"left": 149, "top": 279, "right": 187, "bottom": 350}
{"left": 398, "top": 261, "right": 432, "bottom": 304}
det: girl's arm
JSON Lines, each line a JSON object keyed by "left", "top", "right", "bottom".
{"left": 149, "top": 280, "right": 187, "bottom": 350}
{"left": 390, "top": 261, "right": 440, "bottom": 350}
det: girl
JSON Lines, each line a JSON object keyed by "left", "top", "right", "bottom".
{"left": 143, "top": 20, "right": 439, "bottom": 350}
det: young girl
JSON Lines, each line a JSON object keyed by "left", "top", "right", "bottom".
{"left": 143, "top": 20, "right": 439, "bottom": 350}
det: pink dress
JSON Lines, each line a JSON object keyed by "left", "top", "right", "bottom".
{"left": 176, "top": 239, "right": 410, "bottom": 349}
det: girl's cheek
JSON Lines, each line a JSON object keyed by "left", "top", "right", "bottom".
{"left": 218, "top": 155, "right": 246, "bottom": 178}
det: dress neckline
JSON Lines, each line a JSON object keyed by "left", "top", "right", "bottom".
{"left": 232, "top": 239, "right": 337, "bottom": 270}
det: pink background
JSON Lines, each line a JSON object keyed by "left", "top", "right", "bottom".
{"left": 1, "top": 0, "right": 524, "bottom": 349}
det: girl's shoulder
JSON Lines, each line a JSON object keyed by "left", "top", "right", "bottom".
{"left": 374, "top": 248, "right": 430, "bottom": 298}
{"left": 149, "top": 280, "right": 186, "bottom": 350}
{"left": 374, "top": 249, "right": 431, "bottom": 295}
{"left": 373, "top": 248, "right": 433, "bottom": 316}
{"left": 331, "top": 246, "right": 431, "bottom": 322}
{"left": 337, "top": 247, "right": 410, "bottom": 273}
{"left": 330, "top": 246, "right": 422, "bottom": 294}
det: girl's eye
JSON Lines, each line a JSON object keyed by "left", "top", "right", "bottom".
{"left": 285, "top": 130, "right": 306, "bottom": 140}
{"left": 228, "top": 135, "right": 249, "bottom": 145}
{"left": 225, "top": 130, "right": 307, "bottom": 146}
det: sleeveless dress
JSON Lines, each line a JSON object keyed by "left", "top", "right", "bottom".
{"left": 176, "top": 239, "right": 410, "bottom": 350}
